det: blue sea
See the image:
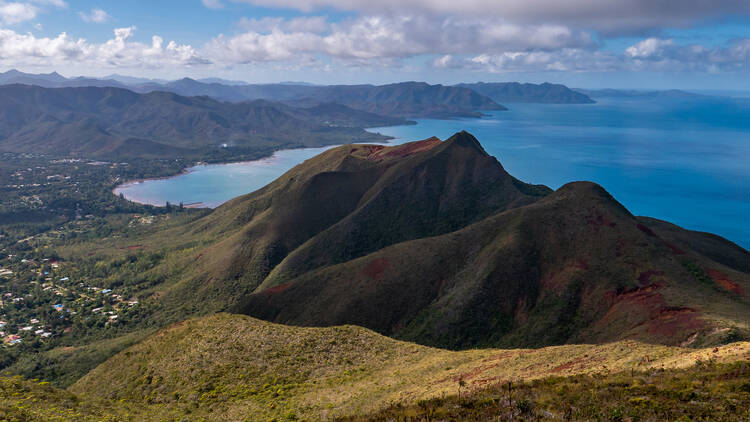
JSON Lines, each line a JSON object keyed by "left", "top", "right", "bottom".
{"left": 116, "top": 95, "right": 750, "bottom": 249}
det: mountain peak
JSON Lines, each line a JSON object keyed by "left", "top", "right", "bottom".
{"left": 444, "top": 130, "right": 488, "bottom": 155}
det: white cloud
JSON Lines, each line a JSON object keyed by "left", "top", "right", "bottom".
{"left": 228, "top": 0, "right": 750, "bottom": 35}
{"left": 202, "top": 0, "right": 223, "bottom": 9}
{"left": 208, "top": 15, "right": 594, "bottom": 65}
{"left": 623, "top": 37, "right": 750, "bottom": 72}
{"left": 625, "top": 38, "right": 674, "bottom": 58}
{"left": 78, "top": 8, "right": 110, "bottom": 23}
{"left": 0, "top": 9, "right": 747, "bottom": 77}
{"left": 236, "top": 16, "right": 329, "bottom": 33}
{"left": 0, "top": 27, "right": 209, "bottom": 70}
{"left": 436, "top": 37, "right": 750, "bottom": 74}
{"left": 0, "top": 0, "right": 66, "bottom": 25}
{"left": 0, "top": 2, "right": 38, "bottom": 24}
{"left": 451, "top": 49, "right": 619, "bottom": 73}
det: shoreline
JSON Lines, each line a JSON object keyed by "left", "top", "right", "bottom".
{"left": 111, "top": 133, "right": 405, "bottom": 207}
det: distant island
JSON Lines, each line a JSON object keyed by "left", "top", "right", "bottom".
{"left": 456, "top": 82, "right": 595, "bottom": 104}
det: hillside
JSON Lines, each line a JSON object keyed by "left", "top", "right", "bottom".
{"left": 142, "top": 80, "right": 505, "bottom": 118}
{"left": 79, "top": 131, "right": 750, "bottom": 352}
{"left": 67, "top": 313, "right": 750, "bottom": 421}
{"left": 0, "top": 84, "right": 404, "bottom": 159}
{"left": 0, "top": 72, "right": 504, "bottom": 119}
{"left": 456, "top": 82, "right": 595, "bottom": 104}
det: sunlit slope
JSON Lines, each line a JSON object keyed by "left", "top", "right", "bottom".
{"left": 70, "top": 313, "right": 750, "bottom": 421}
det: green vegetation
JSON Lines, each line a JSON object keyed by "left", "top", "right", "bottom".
{"left": 70, "top": 314, "right": 750, "bottom": 421}
{"left": 345, "top": 360, "right": 750, "bottom": 421}
{"left": 0, "top": 130, "right": 748, "bottom": 421}
{"left": 0, "top": 84, "right": 399, "bottom": 160}
{"left": 0, "top": 313, "right": 747, "bottom": 421}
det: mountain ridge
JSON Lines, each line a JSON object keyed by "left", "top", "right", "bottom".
{"left": 101, "top": 131, "right": 750, "bottom": 351}
{"left": 0, "top": 84, "right": 405, "bottom": 160}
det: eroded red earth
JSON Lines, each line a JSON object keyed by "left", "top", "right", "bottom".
{"left": 706, "top": 269, "right": 744, "bottom": 295}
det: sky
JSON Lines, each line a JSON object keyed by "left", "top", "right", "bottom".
{"left": 0, "top": 0, "right": 749, "bottom": 89}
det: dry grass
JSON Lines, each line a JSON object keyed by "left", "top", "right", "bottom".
{"left": 69, "top": 313, "right": 750, "bottom": 421}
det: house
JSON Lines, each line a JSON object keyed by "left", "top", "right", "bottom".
{"left": 34, "top": 329, "right": 44, "bottom": 335}
{"left": 4, "top": 334, "right": 21, "bottom": 345}
{"left": 41, "top": 332, "right": 52, "bottom": 338}
{"left": 59, "top": 277, "right": 70, "bottom": 282}
{"left": 101, "top": 289, "right": 112, "bottom": 294}
{"left": 30, "top": 318, "right": 39, "bottom": 324}
{"left": 20, "top": 326, "right": 33, "bottom": 331}
{"left": 53, "top": 304, "right": 63, "bottom": 311}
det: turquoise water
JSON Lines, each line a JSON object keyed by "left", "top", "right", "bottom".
{"left": 114, "top": 146, "right": 339, "bottom": 208}
{"left": 116, "top": 96, "right": 750, "bottom": 249}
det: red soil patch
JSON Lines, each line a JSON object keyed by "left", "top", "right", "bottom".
{"left": 601, "top": 282, "right": 704, "bottom": 342}
{"left": 637, "top": 270, "right": 664, "bottom": 285}
{"left": 636, "top": 223, "right": 656, "bottom": 237}
{"left": 126, "top": 245, "right": 143, "bottom": 250}
{"left": 368, "top": 137, "right": 442, "bottom": 161}
{"left": 706, "top": 269, "right": 744, "bottom": 295}
{"left": 646, "top": 306, "right": 703, "bottom": 338}
{"left": 261, "top": 282, "right": 292, "bottom": 295}
{"left": 363, "top": 258, "right": 390, "bottom": 279}
{"left": 665, "top": 243, "right": 686, "bottom": 255}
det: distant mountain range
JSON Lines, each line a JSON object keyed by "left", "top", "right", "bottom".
{"left": 457, "top": 82, "right": 595, "bottom": 103}
{"left": 0, "top": 70, "right": 603, "bottom": 120}
{"left": 0, "top": 84, "right": 406, "bottom": 159}
{"left": 133, "top": 131, "right": 750, "bottom": 350}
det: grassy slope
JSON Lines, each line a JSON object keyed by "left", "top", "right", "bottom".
{"left": 345, "top": 361, "right": 750, "bottom": 421}
{"left": 68, "top": 313, "right": 750, "bottom": 421}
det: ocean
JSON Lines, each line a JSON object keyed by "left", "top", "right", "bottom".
{"left": 115, "top": 95, "right": 750, "bottom": 249}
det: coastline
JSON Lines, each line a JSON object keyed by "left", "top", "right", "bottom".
{"left": 112, "top": 128, "right": 410, "bottom": 208}
{"left": 112, "top": 141, "right": 392, "bottom": 208}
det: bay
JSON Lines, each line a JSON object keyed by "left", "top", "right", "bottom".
{"left": 115, "top": 95, "right": 750, "bottom": 248}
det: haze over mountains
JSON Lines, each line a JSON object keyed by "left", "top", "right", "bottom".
{"left": 457, "top": 82, "right": 595, "bottom": 103}
{"left": 0, "top": 70, "right": 607, "bottom": 162}
{"left": 0, "top": 70, "right": 597, "bottom": 120}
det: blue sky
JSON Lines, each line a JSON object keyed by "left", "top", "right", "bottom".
{"left": 1, "top": 0, "right": 749, "bottom": 89}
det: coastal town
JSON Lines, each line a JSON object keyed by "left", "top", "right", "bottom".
{"left": 0, "top": 253, "right": 140, "bottom": 347}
